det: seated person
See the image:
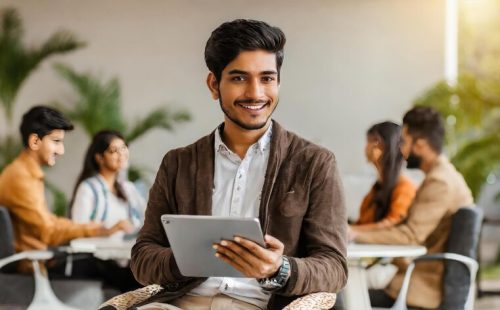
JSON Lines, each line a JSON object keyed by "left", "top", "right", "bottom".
{"left": 349, "top": 107, "right": 474, "bottom": 309}
{"left": 130, "top": 19, "right": 347, "bottom": 310}
{"left": 352, "top": 121, "right": 416, "bottom": 231}
{"left": 68, "top": 130, "right": 145, "bottom": 292}
{"left": 0, "top": 106, "right": 125, "bottom": 273}
{"left": 70, "top": 130, "right": 145, "bottom": 233}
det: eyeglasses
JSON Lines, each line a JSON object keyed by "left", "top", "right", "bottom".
{"left": 106, "top": 145, "right": 128, "bottom": 154}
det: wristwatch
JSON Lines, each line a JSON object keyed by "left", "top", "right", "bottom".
{"left": 258, "top": 256, "right": 291, "bottom": 291}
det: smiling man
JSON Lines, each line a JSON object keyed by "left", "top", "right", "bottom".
{"left": 0, "top": 106, "right": 125, "bottom": 273}
{"left": 130, "top": 19, "right": 348, "bottom": 310}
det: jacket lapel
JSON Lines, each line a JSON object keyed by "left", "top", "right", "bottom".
{"left": 195, "top": 132, "right": 215, "bottom": 215}
{"left": 259, "top": 120, "right": 288, "bottom": 233}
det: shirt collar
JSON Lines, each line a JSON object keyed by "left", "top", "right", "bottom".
{"left": 215, "top": 123, "right": 273, "bottom": 155}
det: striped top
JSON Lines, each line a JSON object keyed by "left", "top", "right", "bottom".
{"left": 71, "top": 174, "right": 146, "bottom": 229}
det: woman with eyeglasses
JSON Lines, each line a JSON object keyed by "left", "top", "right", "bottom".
{"left": 70, "top": 130, "right": 145, "bottom": 232}
{"left": 69, "top": 130, "right": 145, "bottom": 291}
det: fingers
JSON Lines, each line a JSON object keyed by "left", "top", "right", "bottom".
{"left": 214, "top": 241, "right": 277, "bottom": 278}
{"left": 214, "top": 240, "right": 261, "bottom": 267}
{"left": 214, "top": 242, "right": 253, "bottom": 273}
{"left": 264, "top": 235, "right": 284, "bottom": 251}
{"left": 214, "top": 236, "right": 285, "bottom": 278}
{"left": 233, "top": 237, "right": 275, "bottom": 263}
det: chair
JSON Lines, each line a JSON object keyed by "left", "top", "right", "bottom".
{"left": 476, "top": 215, "right": 500, "bottom": 297}
{"left": 98, "top": 285, "right": 336, "bottom": 310}
{"left": 389, "top": 206, "right": 483, "bottom": 310}
{"left": 0, "top": 206, "right": 106, "bottom": 310}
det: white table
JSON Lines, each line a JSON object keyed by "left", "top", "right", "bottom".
{"left": 345, "top": 243, "right": 427, "bottom": 310}
{"left": 69, "top": 234, "right": 135, "bottom": 260}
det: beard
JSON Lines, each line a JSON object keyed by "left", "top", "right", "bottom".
{"left": 218, "top": 97, "right": 278, "bottom": 131}
{"left": 406, "top": 151, "right": 423, "bottom": 169}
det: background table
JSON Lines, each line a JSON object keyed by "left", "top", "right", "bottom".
{"left": 345, "top": 243, "right": 427, "bottom": 310}
{"left": 69, "top": 234, "right": 135, "bottom": 261}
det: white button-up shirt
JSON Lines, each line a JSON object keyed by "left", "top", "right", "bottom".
{"left": 188, "top": 124, "right": 273, "bottom": 309}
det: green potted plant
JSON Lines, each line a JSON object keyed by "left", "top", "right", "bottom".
{"left": 0, "top": 7, "right": 84, "bottom": 215}
{"left": 413, "top": 74, "right": 500, "bottom": 199}
{"left": 52, "top": 63, "right": 191, "bottom": 182}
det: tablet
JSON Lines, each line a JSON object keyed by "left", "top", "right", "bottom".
{"left": 160, "top": 214, "right": 265, "bottom": 277}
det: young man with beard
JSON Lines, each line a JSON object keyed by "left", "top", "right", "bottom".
{"left": 0, "top": 106, "right": 126, "bottom": 273}
{"left": 350, "top": 106, "right": 473, "bottom": 309}
{"left": 130, "top": 19, "right": 347, "bottom": 310}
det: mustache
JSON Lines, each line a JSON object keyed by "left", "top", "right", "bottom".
{"left": 234, "top": 99, "right": 270, "bottom": 105}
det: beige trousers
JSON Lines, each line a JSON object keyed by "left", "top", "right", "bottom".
{"left": 137, "top": 294, "right": 262, "bottom": 310}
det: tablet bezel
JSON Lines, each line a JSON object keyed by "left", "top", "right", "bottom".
{"left": 160, "top": 214, "right": 265, "bottom": 277}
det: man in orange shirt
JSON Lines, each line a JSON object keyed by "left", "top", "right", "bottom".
{"left": 0, "top": 106, "right": 126, "bottom": 273}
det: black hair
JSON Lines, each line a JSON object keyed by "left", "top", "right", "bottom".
{"left": 204, "top": 19, "right": 286, "bottom": 82}
{"left": 403, "top": 106, "right": 445, "bottom": 153}
{"left": 69, "top": 130, "right": 128, "bottom": 215}
{"left": 20, "top": 105, "right": 74, "bottom": 147}
{"left": 367, "top": 121, "right": 404, "bottom": 221}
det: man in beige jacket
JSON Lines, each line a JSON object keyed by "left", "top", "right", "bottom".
{"left": 350, "top": 106, "right": 473, "bottom": 309}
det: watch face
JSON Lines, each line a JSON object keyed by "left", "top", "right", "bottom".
{"left": 259, "top": 279, "right": 282, "bottom": 291}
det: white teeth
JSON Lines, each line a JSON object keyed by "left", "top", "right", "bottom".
{"left": 241, "top": 104, "right": 264, "bottom": 110}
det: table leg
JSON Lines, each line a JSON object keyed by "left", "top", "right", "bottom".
{"left": 344, "top": 262, "right": 372, "bottom": 310}
{"left": 29, "top": 260, "right": 79, "bottom": 310}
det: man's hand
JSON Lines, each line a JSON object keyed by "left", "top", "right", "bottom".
{"left": 213, "top": 234, "right": 284, "bottom": 279}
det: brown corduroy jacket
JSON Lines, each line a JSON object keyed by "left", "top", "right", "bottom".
{"left": 130, "top": 121, "right": 348, "bottom": 309}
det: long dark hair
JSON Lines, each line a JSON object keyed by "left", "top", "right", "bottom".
{"left": 367, "top": 121, "right": 404, "bottom": 221}
{"left": 69, "top": 130, "right": 128, "bottom": 215}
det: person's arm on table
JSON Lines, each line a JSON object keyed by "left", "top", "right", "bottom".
{"left": 354, "top": 178, "right": 450, "bottom": 244}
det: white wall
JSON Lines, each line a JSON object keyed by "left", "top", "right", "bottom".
{"left": 1, "top": 0, "right": 445, "bottom": 215}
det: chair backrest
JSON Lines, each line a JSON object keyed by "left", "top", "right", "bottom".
{"left": 0, "top": 206, "right": 15, "bottom": 260}
{"left": 440, "top": 206, "right": 483, "bottom": 310}
{"left": 0, "top": 206, "right": 19, "bottom": 274}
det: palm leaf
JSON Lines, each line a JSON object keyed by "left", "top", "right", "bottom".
{"left": 51, "top": 63, "right": 191, "bottom": 185}
{"left": 0, "top": 134, "right": 22, "bottom": 171}
{"left": 452, "top": 134, "right": 500, "bottom": 198}
{"left": 0, "top": 8, "right": 22, "bottom": 40}
{"left": 414, "top": 74, "right": 500, "bottom": 199}
{"left": 54, "top": 63, "right": 126, "bottom": 136}
{"left": 0, "top": 8, "right": 84, "bottom": 122}
{"left": 33, "top": 30, "right": 86, "bottom": 63}
{"left": 125, "top": 106, "right": 191, "bottom": 143}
